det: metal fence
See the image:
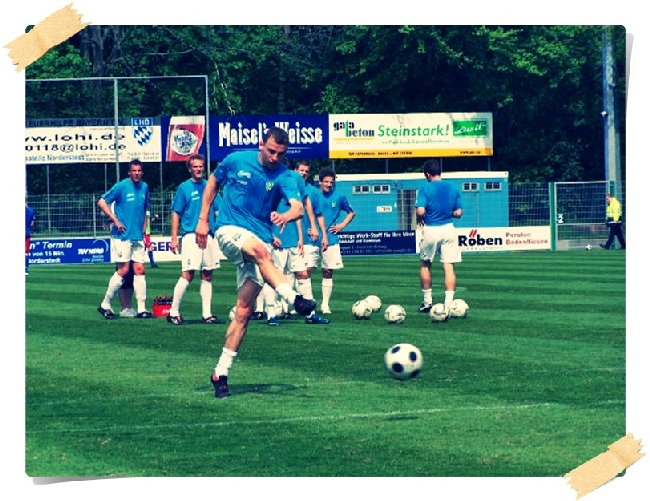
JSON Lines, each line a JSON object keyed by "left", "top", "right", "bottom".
{"left": 26, "top": 181, "right": 625, "bottom": 250}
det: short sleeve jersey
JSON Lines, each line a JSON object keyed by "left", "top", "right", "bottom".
{"left": 171, "top": 178, "right": 215, "bottom": 236}
{"left": 101, "top": 179, "right": 150, "bottom": 241}
{"left": 319, "top": 189, "right": 353, "bottom": 246}
{"left": 212, "top": 150, "right": 301, "bottom": 243}
{"left": 415, "top": 180, "right": 462, "bottom": 226}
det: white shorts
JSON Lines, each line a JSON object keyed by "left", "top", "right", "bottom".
{"left": 273, "top": 247, "right": 307, "bottom": 274}
{"left": 303, "top": 244, "right": 321, "bottom": 269}
{"left": 216, "top": 225, "right": 268, "bottom": 289}
{"left": 321, "top": 243, "right": 343, "bottom": 270}
{"left": 111, "top": 238, "right": 146, "bottom": 264}
{"left": 180, "top": 233, "right": 220, "bottom": 272}
{"left": 419, "top": 224, "right": 462, "bottom": 264}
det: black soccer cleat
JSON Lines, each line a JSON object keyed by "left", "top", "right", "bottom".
{"left": 418, "top": 303, "right": 433, "bottom": 313}
{"left": 250, "top": 311, "right": 267, "bottom": 321}
{"left": 136, "top": 310, "right": 153, "bottom": 319}
{"left": 599, "top": 243, "right": 609, "bottom": 250}
{"left": 167, "top": 314, "right": 184, "bottom": 325}
{"left": 211, "top": 374, "right": 230, "bottom": 398}
{"left": 293, "top": 295, "right": 317, "bottom": 316}
{"left": 97, "top": 305, "right": 117, "bottom": 320}
{"left": 202, "top": 315, "right": 225, "bottom": 324}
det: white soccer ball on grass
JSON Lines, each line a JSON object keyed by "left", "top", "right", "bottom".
{"left": 352, "top": 300, "right": 373, "bottom": 319}
{"left": 429, "top": 303, "right": 449, "bottom": 322}
{"left": 449, "top": 299, "right": 469, "bottom": 319}
{"left": 364, "top": 295, "right": 382, "bottom": 312}
{"left": 384, "top": 304, "right": 406, "bottom": 324}
{"left": 384, "top": 343, "right": 423, "bottom": 380}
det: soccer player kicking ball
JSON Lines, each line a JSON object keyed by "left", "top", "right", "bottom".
{"left": 195, "top": 127, "right": 317, "bottom": 398}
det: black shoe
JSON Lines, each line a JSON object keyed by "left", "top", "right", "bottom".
{"left": 202, "top": 315, "right": 225, "bottom": 324}
{"left": 282, "top": 312, "right": 298, "bottom": 320}
{"left": 250, "top": 311, "right": 267, "bottom": 321}
{"left": 418, "top": 303, "right": 433, "bottom": 313}
{"left": 136, "top": 310, "right": 153, "bottom": 318}
{"left": 211, "top": 374, "right": 230, "bottom": 398}
{"left": 599, "top": 243, "right": 609, "bottom": 250}
{"left": 305, "top": 314, "right": 330, "bottom": 325}
{"left": 97, "top": 305, "right": 117, "bottom": 320}
{"left": 167, "top": 314, "right": 184, "bottom": 325}
{"left": 294, "top": 295, "right": 317, "bottom": 316}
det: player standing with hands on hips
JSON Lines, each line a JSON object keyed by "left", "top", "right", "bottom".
{"left": 96, "top": 159, "right": 153, "bottom": 319}
{"left": 415, "top": 159, "right": 462, "bottom": 319}
{"left": 194, "top": 127, "right": 317, "bottom": 398}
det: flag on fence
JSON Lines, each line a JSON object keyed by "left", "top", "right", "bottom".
{"left": 165, "top": 116, "right": 206, "bottom": 162}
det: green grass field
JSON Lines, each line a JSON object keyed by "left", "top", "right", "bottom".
{"left": 25, "top": 250, "right": 625, "bottom": 478}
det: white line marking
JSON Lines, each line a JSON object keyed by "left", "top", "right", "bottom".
{"left": 26, "top": 400, "right": 624, "bottom": 435}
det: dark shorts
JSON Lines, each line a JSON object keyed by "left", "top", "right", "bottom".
{"left": 119, "top": 261, "right": 135, "bottom": 290}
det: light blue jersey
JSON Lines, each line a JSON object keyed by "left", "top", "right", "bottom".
{"left": 272, "top": 170, "right": 307, "bottom": 248}
{"left": 102, "top": 179, "right": 150, "bottom": 241}
{"left": 171, "top": 178, "right": 215, "bottom": 236}
{"left": 319, "top": 189, "right": 353, "bottom": 246}
{"left": 213, "top": 150, "right": 301, "bottom": 243}
{"left": 415, "top": 180, "right": 462, "bottom": 226}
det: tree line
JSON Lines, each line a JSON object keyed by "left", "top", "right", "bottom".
{"left": 25, "top": 25, "right": 626, "bottom": 194}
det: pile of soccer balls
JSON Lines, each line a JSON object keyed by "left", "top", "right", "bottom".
{"left": 351, "top": 295, "right": 382, "bottom": 320}
{"left": 430, "top": 298, "right": 470, "bottom": 322}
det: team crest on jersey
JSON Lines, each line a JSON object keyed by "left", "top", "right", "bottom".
{"left": 266, "top": 182, "right": 274, "bottom": 191}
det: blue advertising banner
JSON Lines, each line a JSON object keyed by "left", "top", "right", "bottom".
{"left": 339, "top": 230, "right": 417, "bottom": 256}
{"left": 28, "top": 237, "right": 111, "bottom": 265}
{"left": 210, "top": 114, "right": 329, "bottom": 159}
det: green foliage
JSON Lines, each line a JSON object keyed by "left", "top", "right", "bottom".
{"left": 25, "top": 25, "right": 627, "bottom": 183}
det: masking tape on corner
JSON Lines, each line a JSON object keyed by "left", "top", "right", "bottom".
{"left": 564, "top": 434, "right": 644, "bottom": 499}
{"left": 4, "top": 3, "right": 90, "bottom": 72}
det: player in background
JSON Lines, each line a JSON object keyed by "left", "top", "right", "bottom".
{"left": 315, "top": 168, "right": 355, "bottom": 315}
{"left": 264, "top": 160, "right": 330, "bottom": 326}
{"left": 25, "top": 201, "right": 36, "bottom": 276}
{"left": 96, "top": 159, "right": 153, "bottom": 319}
{"left": 292, "top": 160, "right": 330, "bottom": 322}
{"left": 167, "top": 154, "right": 224, "bottom": 325}
{"left": 415, "top": 159, "right": 463, "bottom": 318}
{"left": 194, "top": 127, "right": 317, "bottom": 398}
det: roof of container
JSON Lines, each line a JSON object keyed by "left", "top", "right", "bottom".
{"left": 325, "top": 171, "right": 509, "bottom": 182}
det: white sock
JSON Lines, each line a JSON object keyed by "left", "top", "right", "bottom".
{"left": 444, "top": 290, "right": 455, "bottom": 308}
{"left": 276, "top": 282, "right": 297, "bottom": 306}
{"left": 321, "top": 278, "right": 333, "bottom": 308}
{"left": 422, "top": 289, "right": 433, "bottom": 305}
{"left": 102, "top": 272, "right": 124, "bottom": 309}
{"left": 262, "top": 283, "right": 277, "bottom": 317}
{"left": 134, "top": 274, "right": 147, "bottom": 313}
{"left": 296, "top": 278, "right": 314, "bottom": 300}
{"left": 214, "top": 347, "right": 238, "bottom": 377}
{"left": 200, "top": 279, "right": 213, "bottom": 318}
{"left": 170, "top": 277, "right": 190, "bottom": 316}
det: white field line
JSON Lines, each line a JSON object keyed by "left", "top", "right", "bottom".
{"left": 26, "top": 399, "right": 624, "bottom": 435}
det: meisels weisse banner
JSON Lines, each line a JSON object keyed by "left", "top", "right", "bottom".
{"left": 328, "top": 112, "right": 493, "bottom": 159}
{"left": 210, "top": 114, "right": 329, "bottom": 158}
{"left": 25, "top": 118, "right": 162, "bottom": 164}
